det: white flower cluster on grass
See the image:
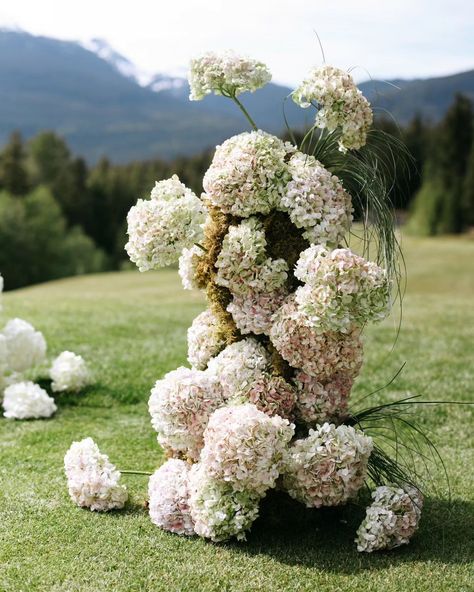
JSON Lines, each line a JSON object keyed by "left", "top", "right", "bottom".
{"left": 50, "top": 351, "right": 91, "bottom": 393}
{"left": 356, "top": 485, "right": 423, "bottom": 552}
{"left": 293, "top": 65, "right": 373, "bottom": 152}
{"left": 203, "top": 131, "right": 293, "bottom": 217}
{"left": 279, "top": 152, "right": 352, "bottom": 246}
{"left": 148, "top": 459, "right": 195, "bottom": 536}
{"left": 187, "top": 310, "right": 225, "bottom": 370}
{"left": 295, "top": 246, "right": 391, "bottom": 333}
{"left": 126, "top": 175, "right": 205, "bottom": 271}
{"left": 189, "top": 51, "right": 271, "bottom": 101}
{"left": 149, "top": 366, "right": 225, "bottom": 461}
{"left": 283, "top": 423, "right": 373, "bottom": 507}
{"left": 3, "top": 381, "right": 57, "bottom": 419}
{"left": 64, "top": 437, "right": 128, "bottom": 511}
{"left": 178, "top": 245, "right": 203, "bottom": 290}
{"left": 2, "top": 318, "right": 46, "bottom": 373}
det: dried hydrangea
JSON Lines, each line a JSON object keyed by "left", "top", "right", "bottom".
{"left": 270, "top": 296, "right": 364, "bottom": 379}
{"left": 203, "top": 131, "right": 293, "bottom": 217}
{"left": 64, "top": 437, "right": 128, "bottom": 511}
{"left": 279, "top": 152, "right": 352, "bottom": 245}
{"left": 293, "top": 65, "right": 373, "bottom": 152}
{"left": 178, "top": 245, "right": 204, "bottom": 290}
{"left": 2, "top": 318, "right": 47, "bottom": 373}
{"left": 148, "top": 366, "right": 225, "bottom": 461}
{"left": 215, "top": 217, "right": 288, "bottom": 296}
{"left": 50, "top": 351, "right": 92, "bottom": 393}
{"left": 200, "top": 404, "right": 294, "bottom": 496}
{"left": 282, "top": 423, "right": 373, "bottom": 507}
{"left": 356, "top": 485, "right": 423, "bottom": 552}
{"left": 189, "top": 463, "right": 261, "bottom": 542}
{"left": 227, "top": 287, "right": 287, "bottom": 335}
{"left": 125, "top": 175, "right": 205, "bottom": 271}
{"left": 293, "top": 371, "right": 353, "bottom": 425}
{"left": 295, "top": 246, "right": 391, "bottom": 332}
{"left": 238, "top": 373, "right": 297, "bottom": 419}
{"left": 189, "top": 51, "right": 271, "bottom": 101}
{"left": 206, "top": 338, "right": 270, "bottom": 398}
{"left": 148, "top": 459, "right": 195, "bottom": 536}
{"left": 3, "top": 381, "right": 57, "bottom": 419}
{"left": 187, "top": 309, "right": 225, "bottom": 370}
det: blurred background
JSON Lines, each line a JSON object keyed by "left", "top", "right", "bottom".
{"left": 0, "top": 0, "right": 473, "bottom": 289}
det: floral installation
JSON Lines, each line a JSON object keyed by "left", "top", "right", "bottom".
{"left": 66, "top": 49, "right": 442, "bottom": 553}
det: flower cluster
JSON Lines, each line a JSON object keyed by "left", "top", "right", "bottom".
{"left": 187, "top": 310, "right": 225, "bottom": 370}
{"left": 3, "top": 381, "right": 57, "bottom": 419}
{"left": 279, "top": 152, "right": 352, "bottom": 245}
{"left": 283, "top": 423, "right": 373, "bottom": 507}
{"left": 126, "top": 175, "right": 205, "bottom": 271}
{"left": 203, "top": 131, "right": 293, "bottom": 217}
{"left": 238, "top": 373, "right": 296, "bottom": 419}
{"left": 149, "top": 366, "right": 225, "bottom": 461}
{"left": 227, "top": 287, "right": 287, "bottom": 335}
{"left": 50, "top": 351, "right": 92, "bottom": 393}
{"left": 178, "top": 245, "right": 204, "bottom": 290}
{"left": 356, "top": 485, "right": 423, "bottom": 552}
{"left": 2, "top": 318, "right": 46, "bottom": 373}
{"left": 295, "top": 246, "right": 391, "bottom": 333}
{"left": 148, "top": 459, "right": 195, "bottom": 536}
{"left": 293, "top": 65, "right": 373, "bottom": 152}
{"left": 189, "top": 51, "right": 271, "bottom": 101}
{"left": 64, "top": 437, "right": 128, "bottom": 511}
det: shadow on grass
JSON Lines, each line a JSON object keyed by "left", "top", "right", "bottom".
{"left": 35, "top": 378, "right": 123, "bottom": 409}
{"left": 230, "top": 492, "right": 474, "bottom": 573}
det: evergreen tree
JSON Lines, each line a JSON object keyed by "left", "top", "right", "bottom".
{"left": 462, "top": 141, "right": 474, "bottom": 228}
{"left": 0, "top": 131, "right": 29, "bottom": 195}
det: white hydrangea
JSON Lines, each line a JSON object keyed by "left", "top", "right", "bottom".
{"left": 50, "top": 351, "right": 92, "bottom": 393}
{"left": 187, "top": 309, "right": 225, "bottom": 370}
{"left": 356, "top": 485, "right": 423, "bottom": 552}
{"left": 2, "top": 318, "right": 47, "bottom": 373}
{"left": 294, "top": 246, "right": 391, "bottom": 332}
{"left": 189, "top": 51, "right": 271, "bottom": 101}
{"left": 279, "top": 152, "right": 352, "bottom": 245}
{"left": 200, "top": 404, "right": 294, "bottom": 496}
{"left": 149, "top": 366, "right": 225, "bottom": 461}
{"left": 238, "top": 373, "right": 297, "bottom": 419}
{"left": 206, "top": 338, "right": 270, "bottom": 398}
{"left": 178, "top": 245, "right": 203, "bottom": 290}
{"left": 203, "top": 131, "right": 294, "bottom": 217}
{"left": 125, "top": 175, "right": 205, "bottom": 271}
{"left": 148, "top": 459, "right": 195, "bottom": 536}
{"left": 189, "top": 463, "right": 261, "bottom": 542}
{"left": 227, "top": 287, "right": 287, "bottom": 336}
{"left": 282, "top": 423, "right": 373, "bottom": 507}
{"left": 64, "top": 437, "right": 128, "bottom": 512}
{"left": 3, "top": 381, "right": 57, "bottom": 419}
{"left": 215, "top": 217, "right": 288, "bottom": 297}
{"left": 293, "top": 65, "right": 373, "bottom": 152}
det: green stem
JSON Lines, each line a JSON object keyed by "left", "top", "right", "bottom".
{"left": 194, "top": 242, "right": 207, "bottom": 252}
{"left": 120, "top": 469, "right": 152, "bottom": 476}
{"left": 231, "top": 95, "right": 258, "bottom": 131}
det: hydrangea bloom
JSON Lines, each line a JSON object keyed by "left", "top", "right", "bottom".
{"left": 294, "top": 246, "right": 391, "bottom": 332}
{"left": 200, "top": 404, "right": 294, "bottom": 496}
{"left": 227, "top": 287, "right": 287, "bottom": 335}
{"left": 279, "top": 152, "right": 352, "bottom": 245}
{"left": 293, "top": 65, "right": 373, "bottom": 152}
{"left": 215, "top": 217, "right": 288, "bottom": 296}
{"left": 239, "top": 373, "right": 297, "bottom": 419}
{"left": 189, "top": 463, "right": 261, "bottom": 542}
{"left": 206, "top": 338, "right": 270, "bottom": 398}
{"left": 64, "top": 437, "right": 128, "bottom": 511}
{"left": 293, "top": 371, "right": 353, "bottom": 425}
{"left": 187, "top": 309, "right": 225, "bottom": 370}
{"left": 203, "top": 131, "right": 293, "bottom": 216}
{"left": 2, "top": 318, "right": 47, "bottom": 373}
{"left": 189, "top": 51, "right": 271, "bottom": 101}
{"left": 3, "top": 381, "right": 57, "bottom": 419}
{"left": 149, "top": 366, "right": 225, "bottom": 461}
{"left": 178, "top": 245, "right": 204, "bottom": 290}
{"left": 356, "top": 485, "right": 423, "bottom": 552}
{"left": 50, "top": 351, "right": 92, "bottom": 393}
{"left": 148, "top": 459, "right": 195, "bottom": 536}
{"left": 270, "top": 296, "right": 363, "bottom": 379}
{"left": 283, "top": 423, "right": 373, "bottom": 507}
{"left": 125, "top": 175, "right": 205, "bottom": 271}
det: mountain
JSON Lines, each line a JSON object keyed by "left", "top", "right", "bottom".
{"left": 0, "top": 30, "right": 473, "bottom": 163}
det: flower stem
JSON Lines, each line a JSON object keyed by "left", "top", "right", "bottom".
{"left": 231, "top": 95, "right": 258, "bottom": 131}
{"left": 120, "top": 469, "right": 152, "bottom": 476}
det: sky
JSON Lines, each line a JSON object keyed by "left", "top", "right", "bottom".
{"left": 1, "top": 0, "right": 473, "bottom": 86}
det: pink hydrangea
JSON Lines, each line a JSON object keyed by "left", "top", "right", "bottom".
{"left": 242, "top": 373, "right": 297, "bottom": 419}
{"left": 227, "top": 288, "right": 287, "bottom": 335}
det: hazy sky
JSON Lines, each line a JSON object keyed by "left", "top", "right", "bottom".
{"left": 1, "top": 0, "right": 473, "bottom": 85}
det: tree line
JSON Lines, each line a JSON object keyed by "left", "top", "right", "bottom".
{"left": 0, "top": 94, "right": 472, "bottom": 289}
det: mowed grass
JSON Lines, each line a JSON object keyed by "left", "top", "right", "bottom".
{"left": 1, "top": 235, "right": 473, "bottom": 592}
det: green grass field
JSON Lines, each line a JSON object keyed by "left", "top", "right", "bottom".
{"left": 1, "top": 235, "right": 473, "bottom": 592}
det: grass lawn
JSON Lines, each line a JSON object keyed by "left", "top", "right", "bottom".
{"left": 1, "top": 234, "right": 473, "bottom": 592}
